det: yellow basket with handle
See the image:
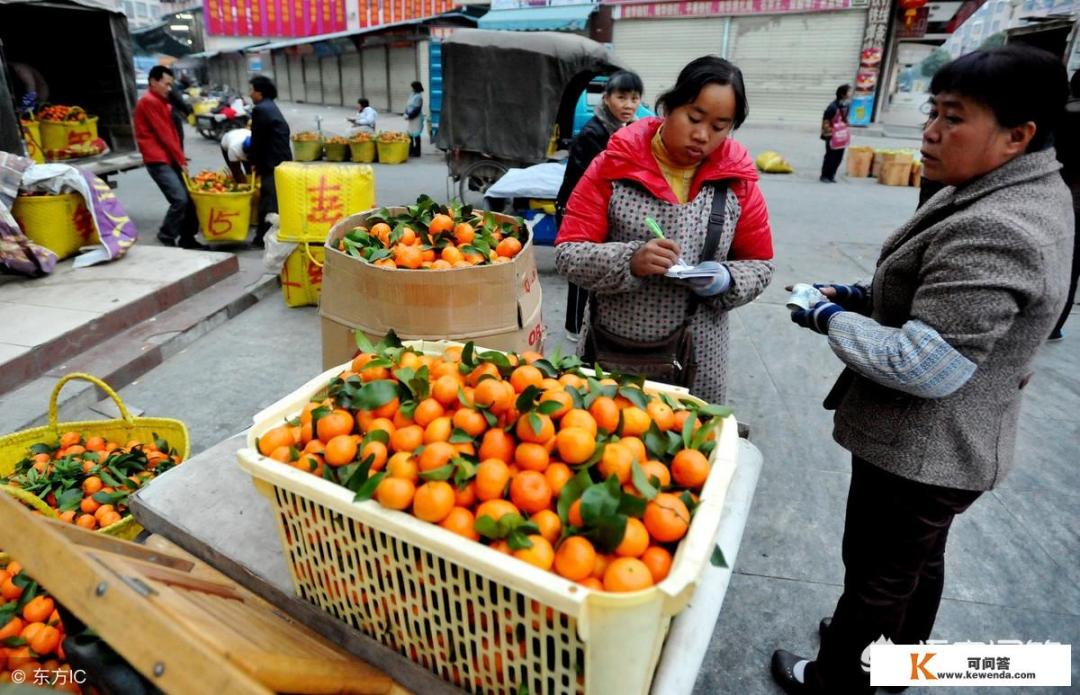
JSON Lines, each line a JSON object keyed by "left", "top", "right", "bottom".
{"left": 20, "top": 120, "right": 45, "bottom": 163}
{"left": 11, "top": 192, "right": 98, "bottom": 260}
{"left": 376, "top": 140, "right": 408, "bottom": 164}
{"left": 281, "top": 242, "right": 325, "bottom": 308}
{"left": 0, "top": 373, "right": 190, "bottom": 541}
{"left": 39, "top": 116, "right": 98, "bottom": 153}
{"left": 185, "top": 172, "right": 256, "bottom": 244}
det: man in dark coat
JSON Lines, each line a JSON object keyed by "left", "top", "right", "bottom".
{"left": 247, "top": 75, "right": 292, "bottom": 247}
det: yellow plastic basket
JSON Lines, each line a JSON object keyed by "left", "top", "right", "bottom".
{"left": 0, "top": 373, "right": 190, "bottom": 541}
{"left": 350, "top": 141, "right": 375, "bottom": 163}
{"left": 275, "top": 162, "right": 375, "bottom": 244}
{"left": 185, "top": 174, "right": 255, "bottom": 244}
{"left": 237, "top": 340, "right": 738, "bottom": 695}
{"left": 20, "top": 120, "right": 44, "bottom": 163}
{"left": 39, "top": 116, "right": 98, "bottom": 153}
{"left": 280, "top": 243, "right": 325, "bottom": 308}
{"left": 11, "top": 193, "right": 97, "bottom": 260}
{"left": 376, "top": 141, "right": 408, "bottom": 164}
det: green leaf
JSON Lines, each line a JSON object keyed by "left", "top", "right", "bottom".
{"left": 99, "top": 469, "right": 124, "bottom": 489}
{"left": 481, "top": 409, "right": 499, "bottom": 428}
{"left": 566, "top": 385, "right": 585, "bottom": 410}
{"left": 448, "top": 429, "right": 474, "bottom": 444}
{"left": 2, "top": 637, "right": 26, "bottom": 647}
{"left": 309, "top": 405, "right": 332, "bottom": 434}
{"left": 507, "top": 529, "right": 534, "bottom": 551}
{"left": 690, "top": 416, "right": 721, "bottom": 451}
{"left": 680, "top": 490, "right": 700, "bottom": 516}
{"left": 644, "top": 422, "right": 668, "bottom": 460}
{"left": 362, "top": 429, "right": 390, "bottom": 446}
{"left": 30, "top": 443, "right": 56, "bottom": 456}
{"left": 579, "top": 477, "right": 621, "bottom": 526}
{"left": 515, "top": 385, "right": 543, "bottom": 414}
{"left": 461, "top": 341, "right": 476, "bottom": 367}
{"left": 536, "top": 400, "right": 563, "bottom": 416}
{"left": 322, "top": 464, "right": 338, "bottom": 483}
{"left": 532, "top": 359, "right": 558, "bottom": 378}
{"left": 710, "top": 544, "right": 729, "bottom": 568}
{"left": 354, "top": 331, "right": 377, "bottom": 354}
{"left": 665, "top": 430, "right": 684, "bottom": 456}
{"left": 479, "top": 350, "right": 513, "bottom": 374}
{"left": 452, "top": 457, "right": 477, "bottom": 487}
{"left": 660, "top": 393, "right": 684, "bottom": 411}
{"left": 474, "top": 514, "right": 501, "bottom": 540}
{"left": 556, "top": 469, "right": 592, "bottom": 526}
{"left": 419, "top": 464, "right": 454, "bottom": 482}
{"left": 92, "top": 490, "right": 129, "bottom": 505}
{"left": 617, "top": 493, "right": 646, "bottom": 518}
{"left": 527, "top": 412, "right": 543, "bottom": 437}
{"left": 682, "top": 408, "right": 698, "bottom": 450}
{"left": 699, "top": 404, "right": 734, "bottom": 419}
{"left": 586, "top": 514, "right": 628, "bottom": 554}
{"left": 56, "top": 488, "right": 84, "bottom": 512}
{"left": 630, "top": 460, "right": 658, "bottom": 501}
{"left": 618, "top": 387, "right": 650, "bottom": 410}
{"left": 353, "top": 472, "right": 386, "bottom": 502}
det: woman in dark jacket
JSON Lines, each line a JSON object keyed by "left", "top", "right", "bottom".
{"left": 556, "top": 70, "right": 644, "bottom": 341}
{"left": 774, "top": 46, "right": 1073, "bottom": 695}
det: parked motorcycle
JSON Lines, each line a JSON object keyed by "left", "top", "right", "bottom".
{"left": 195, "top": 97, "right": 250, "bottom": 142}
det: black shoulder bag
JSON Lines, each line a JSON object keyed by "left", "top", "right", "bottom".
{"left": 582, "top": 183, "right": 728, "bottom": 387}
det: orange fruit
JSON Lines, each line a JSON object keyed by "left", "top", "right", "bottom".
{"left": 432, "top": 374, "right": 463, "bottom": 406}
{"left": 441, "top": 245, "right": 464, "bottom": 265}
{"left": 76, "top": 513, "right": 97, "bottom": 530}
{"left": 475, "top": 499, "right": 519, "bottom": 524}
{"left": 371, "top": 222, "right": 391, "bottom": 242}
{"left": 560, "top": 409, "right": 598, "bottom": 436}
{"left": 556, "top": 427, "right": 596, "bottom": 465}
{"left": 390, "top": 425, "right": 424, "bottom": 453}
{"left": 539, "top": 390, "right": 573, "bottom": 420}
{"left": 29, "top": 624, "right": 60, "bottom": 657}
{"left": 367, "top": 417, "right": 396, "bottom": 438}
{"left": 599, "top": 442, "right": 633, "bottom": 484}
{"left": 453, "top": 222, "right": 475, "bottom": 245}
{"left": 603, "top": 557, "right": 654, "bottom": 592}
{"left": 671, "top": 449, "right": 710, "bottom": 490}
{"left": 621, "top": 407, "right": 652, "bottom": 437}
{"left": 412, "top": 398, "right": 445, "bottom": 428}
{"left": 559, "top": 373, "right": 585, "bottom": 389}
{"left": 620, "top": 436, "right": 648, "bottom": 464}
{"left": 647, "top": 401, "right": 677, "bottom": 431}
{"left": 99, "top": 511, "right": 122, "bottom": 527}
{"left": 641, "top": 460, "right": 672, "bottom": 488}
{"left": 452, "top": 408, "right": 487, "bottom": 437}
{"left": 324, "top": 434, "right": 358, "bottom": 467}
{"left": 413, "top": 481, "right": 456, "bottom": 523}
{"left": 0, "top": 617, "right": 22, "bottom": 641}
{"left": 468, "top": 362, "right": 501, "bottom": 387}
{"left": 515, "top": 413, "right": 555, "bottom": 444}
{"left": 545, "top": 463, "right": 573, "bottom": 495}
{"left": 85, "top": 436, "right": 106, "bottom": 452}
{"left": 375, "top": 477, "right": 415, "bottom": 511}
{"left": 530, "top": 509, "right": 561, "bottom": 545}
{"left": 429, "top": 213, "right": 455, "bottom": 235}
{"left": 59, "top": 431, "right": 81, "bottom": 448}
{"left": 514, "top": 442, "right": 550, "bottom": 472}
{"left": 568, "top": 499, "right": 585, "bottom": 527}
{"left": 615, "top": 518, "right": 649, "bottom": 558}
{"left": 439, "top": 507, "right": 479, "bottom": 540}
{"left": 644, "top": 493, "right": 691, "bottom": 542}
{"left": 79, "top": 497, "right": 100, "bottom": 514}
{"left": 641, "top": 546, "right": 673, "bottom": 583}
{"left": 20, "top": 621, "right": 44, "bottom": 644}
{"left": 81, "top": 475, "right": 103, "bottom": 495}
{"left": 387, "top": 452, "right": 419, "bottom": 482}
{"left": 475, "top": 459, "right": 511, "bottom": 501}
{"left": 317, "top": 409, "right": 355, "bottom": 443}
{"left": 496, "top": 237, "right": 522, "bottom": 258}
{"left": 509, "top": 365, "right": 544, "bottom": 394}
{"left": 418, "top": 441, "right": 457, "bottom": 472}
{"left": 589, "top": 397, "right": 620, "bottom": 433}
{"left": 478, "top": 429, "right": 515, "bottom": 463}
{"left": 394, "top": 244, "right": 423, "bottom": 269}
{"left": 292, "top": 453, "right": 325, "bottom": 477}
{"left": 258, "top": 425, "right": 295, "bottom": 457}
{"left": 509, "top": 471, "right": 552, "bottom": 514}
{"left": 578, "top": 577, "right": 604, "bottom": 591}
{"left": 473, "top": 378, "right": 513, "bottom": 414}
{"left": 423, "top": 416, "right": 453, "bottom": 444}
{"left": 513, "top": 535, "right": 554, "bottom": 571}
{"left": 361, "top": 440, "right": 389, "bottom": 471}
{"left": 554, "top": 536, "right": 597, "bottom": 581}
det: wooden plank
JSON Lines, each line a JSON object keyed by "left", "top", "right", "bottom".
{"left": 130, "top": 434, "right": 464, "bottom": 695}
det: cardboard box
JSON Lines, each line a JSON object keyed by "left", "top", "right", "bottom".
{"left": 319, "top": 209, "right": 544, "bottom": 369}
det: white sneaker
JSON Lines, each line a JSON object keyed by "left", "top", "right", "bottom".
{"left": 565, "top": 331, "right": 580, "bottom": 343}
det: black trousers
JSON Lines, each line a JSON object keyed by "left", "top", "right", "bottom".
{"left": 409, "top": 135, "right": 421, "bottom": 157}
{"left": 821, "top": 143, "right": 845, "bottom": 181}
{"left": 808, "top": 457, "right": 981, "bottom": 691}
{"left": 254, "top": 170, "right": 278, "bottom": 242}
{"left": 565, "top": 282, "right": 589, "bottom": 334}
{"left": 146, "top": 163, "right": 197, "bottom": 244}
{"left": 1051, "top": 197, "right": 1079, "bottom": 336}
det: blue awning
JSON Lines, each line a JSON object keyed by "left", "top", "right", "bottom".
{"left": 477, "top": 4, "right": 596, "bottom": 32}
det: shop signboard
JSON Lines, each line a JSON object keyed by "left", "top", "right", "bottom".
{"left": 608, "top": 0, "right": 856, "bottom": 18}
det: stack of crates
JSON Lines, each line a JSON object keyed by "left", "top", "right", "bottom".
{"left": 275, "top": 162, "right": 375, "bottom": 307}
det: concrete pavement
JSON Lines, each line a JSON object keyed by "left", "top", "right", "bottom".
{"left": 7, "top": 101, "right": 1078, "bottom": 692}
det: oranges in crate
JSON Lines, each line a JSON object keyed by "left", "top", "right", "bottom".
{"left": 336, "top": 195, "right": 525, "bottom": 270}
{"left": 257, "top": 333, "right": 732, "bottom": 593}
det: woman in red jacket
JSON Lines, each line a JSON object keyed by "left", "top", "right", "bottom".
{"left": 555, "top": 56, "right": 774, "bottom": 404}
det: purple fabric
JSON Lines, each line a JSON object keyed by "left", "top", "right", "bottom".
{"left": 80, "top": 170, "right": 138, "bottom": 261}
{"left": 0, "top": 152, "right": 57, "bottom": 277}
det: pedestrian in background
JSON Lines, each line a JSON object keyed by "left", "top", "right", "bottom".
{"left": 135, "top": 65, "right": 202, "bottom": 249}
{"left": 1049, "top": 69, "right": 1080, "bottom": 341}
{"left": 247, "top": 75, "right": 291, "bottom": 248}
{"left": 556, "top": 56, "right": 774, "bottom": 405}
{"left": 220, "top": 128, "right": 252, "bottom": 183}
{"left": 776, "top": 46, "right": 1074, "bottom": 695}
{"left": 354, "top": 97, "right": 377, "bottom": 133}
{"left": 556, "top": 70, "right": 644, "bottom": 342}
{"left": 167, "top": 79, "right": 192, "bottom": 148}
{"left": 820, "top": 84, "right": 851, "bottom": 183}
{"left": 404, "top": 81, "right": 424, "bottom": 157}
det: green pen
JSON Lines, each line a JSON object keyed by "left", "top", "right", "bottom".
{"left": 645, "top": 217, "right": 666, "bottom": 240}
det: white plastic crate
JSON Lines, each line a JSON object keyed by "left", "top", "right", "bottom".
{"left": 236, "top": 340, "right": 738, "bottom": 695}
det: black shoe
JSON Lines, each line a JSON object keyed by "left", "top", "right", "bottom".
{"left": 819, "top": 617, "right": 831, "bottom": 638}
{"left": 1048, "top": 330, "right": 1064, "bottom": 342}
{"left": 771, "top": 650, "right": 818, "bottom": 694}
{"left": 156, "top": 234, "right": 177, "bottom": 247}
{"left": 818, "top": 619, "right": 908, "bottom": 693}
{"left": 819, "top": 177, "right": 836, "bottom": 184}
{"left": 177, "top": 238, "right": 210, "bottom": 251}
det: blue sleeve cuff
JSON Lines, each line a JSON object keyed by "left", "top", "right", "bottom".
{"left": 693, "top": 265, "right": 732, "bottom": 297}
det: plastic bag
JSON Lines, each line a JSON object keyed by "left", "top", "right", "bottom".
{"left": 261, "top": 214, "right": 296, "bottom": 274}
{"left": 755, "top": 151, "right": 793, "bottom": 174}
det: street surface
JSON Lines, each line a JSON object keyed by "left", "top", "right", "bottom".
{"left": 85, "top": 101, "right": 1080, "bottom": 693}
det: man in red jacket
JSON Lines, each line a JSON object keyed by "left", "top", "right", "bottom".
{"left": 135, "top": 66, "right": 203, "bottom": 249}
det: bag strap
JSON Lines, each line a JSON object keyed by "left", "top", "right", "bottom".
{"left": 688, "top": 181, "right": 729, "bottom": 317}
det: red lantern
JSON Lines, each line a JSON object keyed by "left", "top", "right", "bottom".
{"left": 899, "top": 0, "right": 928, "bottom": 28}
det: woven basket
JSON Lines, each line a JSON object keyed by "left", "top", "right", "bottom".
{"left": 0, "top": 373, "right": 190, "bottom": 540}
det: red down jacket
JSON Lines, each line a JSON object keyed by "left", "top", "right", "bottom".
{"left": 556, "top": 117, "right": 773, "bottom": 261}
